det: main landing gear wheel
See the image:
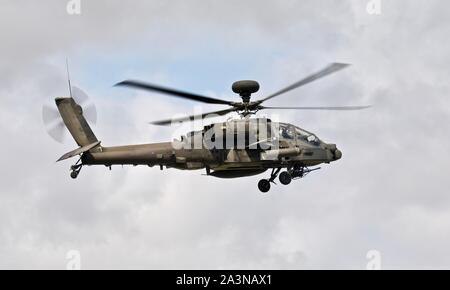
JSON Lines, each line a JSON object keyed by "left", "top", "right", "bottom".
{"left": 258, "top": 179, "right": 271, "bottom": 193}
{"left": 258, "top": 167, "right": 281, "bottom": 193}
{"left": 279, "top": 171, "right": 292, "bottom": 185}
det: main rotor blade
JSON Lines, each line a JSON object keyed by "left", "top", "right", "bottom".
{"left": 260, "top": 105, "right": 371, "bottom": 110}
{"left": 115, "top": 80, "right": 234, "bottom": 105}
{"left": 150, "top": 108, "right": 235, "bottom": 126}
{"left": 257, "top": 63, "right": 350, "bottom": 103}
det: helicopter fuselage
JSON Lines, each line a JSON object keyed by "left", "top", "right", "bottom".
{"left": 81, "top": 118, "right": 342, "bottom": 178}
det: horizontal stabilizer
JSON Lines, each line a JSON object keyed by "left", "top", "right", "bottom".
{"left": 57, "top": 141, "right": 101, "bottom": 162}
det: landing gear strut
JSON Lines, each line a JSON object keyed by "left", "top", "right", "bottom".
{"left": 70, "top": 158, "right": 83, "bottom": 179}
{"left": 257, "top": 165, "right": 321, "bottom": 192}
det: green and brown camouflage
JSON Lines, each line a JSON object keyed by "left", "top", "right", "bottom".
{"left": 55, "top": 63, "right": 365, "bottom": 192}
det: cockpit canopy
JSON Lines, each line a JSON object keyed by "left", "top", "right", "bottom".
{"left": 279, "top": 122, "right": 320, "bottom": 145}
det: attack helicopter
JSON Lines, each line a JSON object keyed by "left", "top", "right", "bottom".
{"left": 52, "top": 63, "right": 369, "bottom": 192}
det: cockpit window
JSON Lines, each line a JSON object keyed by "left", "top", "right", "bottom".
{"left": 295, "top": 126, "right": 319, "bottom": 144}
{"left": 279, "top": 124, "right": 294, "bottom": 139}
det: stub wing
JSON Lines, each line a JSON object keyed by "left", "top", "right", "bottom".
{"left": 57, "top": 141, "right": 101, "bottom": 162}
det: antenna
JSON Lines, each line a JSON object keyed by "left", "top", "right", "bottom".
{"left": 66, "top": 58, "right": 73, "bottom": 98}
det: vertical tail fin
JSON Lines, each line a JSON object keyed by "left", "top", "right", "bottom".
{"left": 55, "top": 97, "right": 98, "bottom": 146}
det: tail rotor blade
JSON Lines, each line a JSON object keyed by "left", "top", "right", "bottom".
{"left": 47, "top": 121, "right": 67, "bottom": 143}
{"left": 71, "top": 86, "right": 97, "bottom": 124}
{"left": 42, "top": 105, "right": 61, "bottom": 125}
{"left": 71, "top": 86, "right": 89, "bottom": 104}
{"left": 42, "top": 85, "right": 97, "bottom": 143}
{"left": 83, "top": 104, "right": 97, "bottom": 124}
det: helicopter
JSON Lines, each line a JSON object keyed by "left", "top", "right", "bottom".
{"left": 53, "top": 63, "right": 369, "bottom": 192}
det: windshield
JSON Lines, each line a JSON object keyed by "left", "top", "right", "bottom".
{"left": 295, "top": 126, "right": 319, "bottom": 144}
{"left": 278, "top": 123, "right": 320, "bottom": 144}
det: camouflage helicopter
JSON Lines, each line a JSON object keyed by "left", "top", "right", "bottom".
{"left": 53, "top": 63, "right": 369, "bottom": 192}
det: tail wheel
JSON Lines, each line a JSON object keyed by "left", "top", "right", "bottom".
{"left": 279, "top": 171, "right": 292, "bottom": 185}
{"left": 258, "top": 179, "right": 271, "bottom": 193}
{"left": 70, "top": 171, "right": 78, "bottom": 179}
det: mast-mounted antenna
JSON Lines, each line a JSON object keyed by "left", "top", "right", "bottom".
{"left": 66, "top": 58, "right": 73, "bottom": 98}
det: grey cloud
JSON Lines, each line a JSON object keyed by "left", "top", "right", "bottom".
{"left": 0, "top": 0, "right": 450, "bottom": 269}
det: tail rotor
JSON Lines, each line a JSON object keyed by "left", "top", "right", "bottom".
{"left": 42, "top": 86, "right": 97, "bottom": 143}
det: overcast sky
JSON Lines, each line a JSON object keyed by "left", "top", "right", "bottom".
{"left": 0, "top": 0, "right": 449, "bottom": 269}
